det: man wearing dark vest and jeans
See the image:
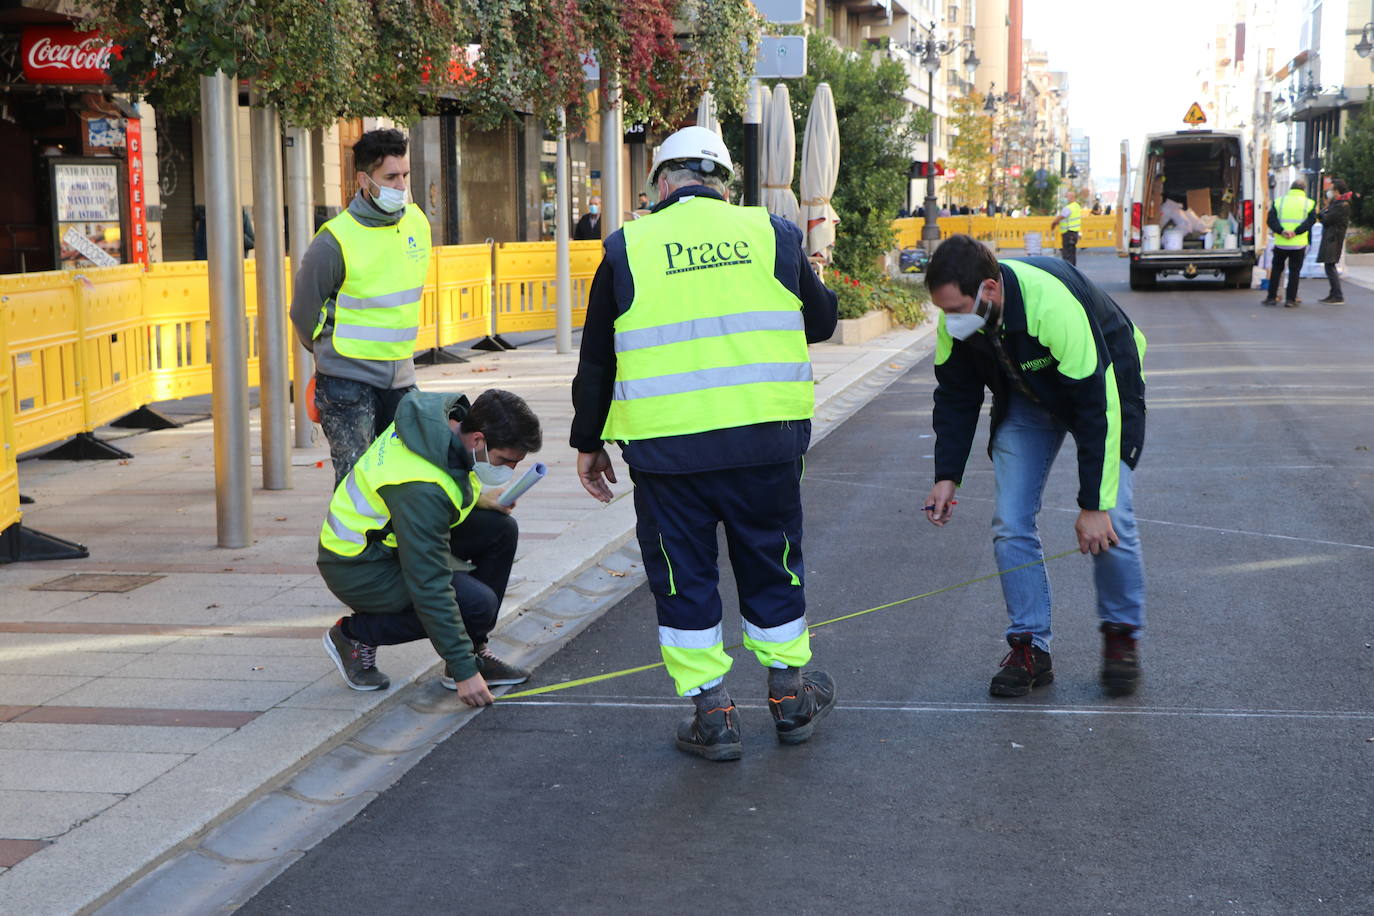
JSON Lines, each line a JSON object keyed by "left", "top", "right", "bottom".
{"left": 571, "top": 126, "right": 839, "bottom": 761}
{"left": 291, "top": 128, "right": 432, "bottom": 485}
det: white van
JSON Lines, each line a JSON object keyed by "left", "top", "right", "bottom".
{"left": 1128, "top": 129, "right": 1256, "bottom": 290}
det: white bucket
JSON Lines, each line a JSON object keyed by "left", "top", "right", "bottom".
{"left": 1142, "top": 225, "right": 1161, "bottom": 252}
{"left": 1161, "top": 229, "right": 1184, "bottom": 251}
{"left": 1225, "top": 234, "right": 1238, "bottom": 249}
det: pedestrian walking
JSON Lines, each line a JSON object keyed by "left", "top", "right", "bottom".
{"left": 290, "top": 128, "right": 432, "bottom": 485}
{"left": 1262, "top": 177, "right": 1317, "bottom": 308}
{"left": 570, "top": 126, "right": 839, "bottom": 761}
{"left": 921, "top": 234, "right": 1148, "bottom": 698}
{"left": 318, "top": 389, "right": 541, "bottom": 706}
{"left": 1049, "top": 190, "right": 1083, "bottom": 265}
{"left": 1317, "top": 178, "right": 1352, "bottom": 305}
{"left": 573, "top": 196, "right": 602, "bottom": 240}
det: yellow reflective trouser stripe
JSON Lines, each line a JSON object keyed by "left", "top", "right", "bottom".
{"left": 781, "top": 533, "right": 801, "bottom": 587}
{"left": 659, "top": 623, "right": 731, "bottom": 696}
{"left": 614, "top": 310, "right": 805, "bottom": 353}
{"left": 613, "top": 362, "right": 813, "bottom": 401}
{"left": 741, "top": 616, "right": 811, "bottom": 669}
{"left": 658, "top": 534, "right": 677, "bottom": 596}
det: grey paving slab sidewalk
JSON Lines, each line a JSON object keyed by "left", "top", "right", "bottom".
{"left": 0, "top": 318, "right": 937, "bottom": 915}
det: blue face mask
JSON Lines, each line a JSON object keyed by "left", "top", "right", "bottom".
{"left": 365, "top": 174, "right": 407, "bottom": 213}
{"left": 588, "top": 203, "right": 600, "bottom": 215}
{"left": 472, "top": 442, "right": 513, "bottom": 487}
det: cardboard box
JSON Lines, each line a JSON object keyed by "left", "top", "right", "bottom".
{"left": 1186, "top": 188, "right": 1213, "bottom": 217}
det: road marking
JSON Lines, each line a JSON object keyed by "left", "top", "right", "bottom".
{"left": 496, "top": 696, "right": 1374, "bottom": 722}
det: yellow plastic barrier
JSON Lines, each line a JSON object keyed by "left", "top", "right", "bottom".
{"left": 492, "top": 240, "right": 600, "bottom": 336}
{"left": 0, "top": 291, "right": 19, "bottom": 537}
{"left": 76, "top": 265, "right": 149, "bottom": 430}
{"left": 432, "top": 244, "right": 493, "bottom": 347}
{"left": 2, "top": 271, "right": 86, "bottom": 454}
{"left": 893, "top": 214, "right": 1117, "bottom": 250}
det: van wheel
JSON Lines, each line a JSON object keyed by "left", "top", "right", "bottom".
{"left": 1129, "top": 268, "right": 1156, "bottom": 291}
{"left": 1224, "top": 267, "right": 1252, "bottom": 289}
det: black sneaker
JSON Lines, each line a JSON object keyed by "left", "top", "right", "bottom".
{"left": 675, "top": 705, "right": 743, "bottom": 761}
{"left": 1100, "top": 622, "right": 1140, "bottom": 697}
{"left": 476, "top": 647, "right": 530, "bottom": 686}
{"left": 989, "top": 633, "right": 1053, "bottom": 697}
{"left": 1319, "top": 296, "right": 1345, "bottom": 305}
{"left": 322, "top": 621, "right": 390, "bottom": 691}
{"left": 1260, "top": 298, "right": 1279, "bottom": 306}
{"left": 768, "top": 670, "right": 837, "bottom": 745}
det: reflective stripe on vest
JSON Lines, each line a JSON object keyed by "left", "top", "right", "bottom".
{"left": 1062, "top": 201, "right": 1082, "bottom": 233}
{"left": 319, "top": 204, "right": 432, "bottom": 360}
{"left": 602, "top": 197, "right": 813, "bottom": 442}
{"left": 319, "top": 423, "right": 477, "bottom": 557}
{"left": 1275, "top": 190, "right": 1316, "bottom": 248}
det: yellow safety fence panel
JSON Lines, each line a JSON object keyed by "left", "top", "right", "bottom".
{"left": 2, "top": 271, "right": 87, "bottom": 454}
{"left": 492, "top": 240, "right": 600, "bottom": 336}
{"left": 143, "top": 261, "right": 266, "bottom": 403}
{"left": 77, "top": 265, "right": 150, "bottom": 431}
{"left": 0, "top": 289, "right": 19, "bottom": 535}
{"left": 892, "top": 214, "right": 1117, "bottom": 250}
{"left": 432, "top": 244, "right": 493, "bottom": 348}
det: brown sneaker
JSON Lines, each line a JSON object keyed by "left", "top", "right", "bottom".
{"left": 989, "top": 633, "right": 1053, "bottom": 697}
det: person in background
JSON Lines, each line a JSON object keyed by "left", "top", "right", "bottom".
{"left": 571, "top": 126, "right": 839, "bottom": 762}
{"left": 1317, "top": 178, "right": 1352, "bottom": 306}
{"left": 290, "top": 128, "right": 431, "bottom": 485}
{"left": 1262, "top": 177, "right": 1317, "bottom": 309}
{"left": 1049, "top": 190, "right": 1082, "bottom": 266}
{"left": 574, "top": 196, "right": 602, "bottom": 240}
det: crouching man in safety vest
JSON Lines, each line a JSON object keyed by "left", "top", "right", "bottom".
{"left": 319, "top": 389, "right": 541, "bottom": 706}
{"left": 291, "top": 128, "right": 432, "bottom": 486}
{"left": 571, "top": 126, "right": 840, "bottom": 761}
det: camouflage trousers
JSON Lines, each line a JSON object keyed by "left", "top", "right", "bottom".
{"left": 314, "top": 374, "right": 416, "bottom": 486}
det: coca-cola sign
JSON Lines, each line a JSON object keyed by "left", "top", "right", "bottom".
{"left": 22, "top": 27, "right": 116, "bottom": 85}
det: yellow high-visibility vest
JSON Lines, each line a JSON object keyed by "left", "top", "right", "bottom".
{"left": 1274, "top": 189, "right": 1316, "bottom": 249}
{"left": 317, "top": 204, "right": 431, "bottom": 360}
{"left": 1061, "top": 201, "right": 1082, "bottom": 233}
{"left": 602, "top": 196, "right": 814, "bottom": 442}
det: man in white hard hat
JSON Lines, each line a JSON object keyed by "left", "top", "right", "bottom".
{"left": 571, "top": 125, "right": 840, "bottom": 761}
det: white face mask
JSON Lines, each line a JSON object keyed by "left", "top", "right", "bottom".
{"left": 365, "top": 174, "right": 407, "bottom": 213}
{"left": 944, "top": 285, "right": 989, "bottom": 341}
{"left": 472, "top": 442, "right": 514, "bottom": 487}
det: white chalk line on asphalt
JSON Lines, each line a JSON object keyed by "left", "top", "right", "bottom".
{"left": 496, "top": 696, "right": 1374, "bottom": 722}
{"left": 804, "top": 476, "right": 1374, "bottom": 552}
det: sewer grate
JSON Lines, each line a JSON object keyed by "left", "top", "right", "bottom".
{"left": 31, "top": 573, "right": 164, "bottom": 593}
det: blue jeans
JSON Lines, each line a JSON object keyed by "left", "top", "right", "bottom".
{"left": 990, "top": 395, "right": 1145, "bottom": 652}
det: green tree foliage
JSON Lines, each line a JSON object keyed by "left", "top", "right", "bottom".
{"left": 780, "top": 37, "right": 929, "bottom": 280}
{"left": 84, "top": 0, "right": 760, "bottom": 131}
{"left": 1326, "top": 96, "right": 1374, "bottom": 226}
{"left": 946, "top": 91, "right": 994, "bottom": 208}
{"left": 1022, "top": 171, "right": 1061, "bottom": 214}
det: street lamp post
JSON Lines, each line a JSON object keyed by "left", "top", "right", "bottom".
{"left": 983, "top": 85, "right": 1009, "bottom": 215}
{"left": 902, "top": 22, "right": 979, "bottom": 250}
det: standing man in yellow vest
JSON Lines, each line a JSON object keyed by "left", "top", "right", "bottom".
{"left": 318, "top": 389, "right": 542, "bottom": 705}
{"left": 1049, "top": 189, "right": 1083, "bottom": 266}
{"left": 1262, "top": 177, "right": 1318, "bottom": 308}
{"left": 571, "top": 127, "right": 840, "bottom": 762}
{"left": 290, "top": 129, "right": 432, "bottom": 485}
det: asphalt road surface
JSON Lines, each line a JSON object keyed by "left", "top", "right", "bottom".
{"left": 244, "top": 255, "right": 1374, "bottom": 916}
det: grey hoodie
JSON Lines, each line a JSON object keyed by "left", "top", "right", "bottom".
{"left": 289, "top": 191, "right": 423, "bottom": 389}
{"left": 317, "top": 390, "right": 484, "bottom": 680}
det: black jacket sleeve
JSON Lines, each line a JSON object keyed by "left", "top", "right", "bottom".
{"left": 931, "top": 336, "right": 987, "bottom": 486}
{"left": 569, "top": 253, "right": 619, "bottom": 453}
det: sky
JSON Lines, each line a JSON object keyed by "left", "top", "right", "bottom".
{"left": 1020, "top": 0, "right": 1238, "bottom": 184}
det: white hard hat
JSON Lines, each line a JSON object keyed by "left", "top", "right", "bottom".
{"left": 649, "top": 125, "right": 734, "bottom": 185}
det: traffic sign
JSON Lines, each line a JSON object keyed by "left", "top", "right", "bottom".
{"left": 1183, "top": 102, "right": 1207, "bottom": 125}
{"left": 754, "top": 35, "right": 806, "bottom": 79}
{"left": 751, "top": 0, "right": 805, "bottom": 23}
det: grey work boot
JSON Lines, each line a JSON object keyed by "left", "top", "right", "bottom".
{"left": 675, "top": 705, "right": 743, "bottom": 762}
{"left": 323, "top": 621, "right": 390, "bottom": 691}
{"left": 768, "top": 670, "right": 837, "bottom": 745}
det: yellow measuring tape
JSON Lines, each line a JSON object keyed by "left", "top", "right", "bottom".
{"left": 500, "top": 547, "right": 1081, "bottom": 700}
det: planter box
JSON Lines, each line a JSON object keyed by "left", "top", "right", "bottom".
{"left": 835, "top": 308, "right": 891, "bottom": 346}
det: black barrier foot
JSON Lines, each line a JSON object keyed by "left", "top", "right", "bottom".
{"left": 43, "top": 433, "right": 134, "bottom": 461}
{"left": 109, "top": 405, "right": 182, "bottom": 430}
{"left": 492, "top": 334, "right": 517, "bottom": 350}
{"left": 415, "top": 347, "right": 470, "bottom": 365}
{"left": 0, "top": 523, "right": 89, "bottom": 563}
{"left": 470, "top": 336, "right": 505, "bottom": 352}
{"left": 19, "top": 494, "right": 34, "bottom": 505}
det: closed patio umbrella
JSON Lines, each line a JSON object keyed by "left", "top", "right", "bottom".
{"left": 800, "top": 82, "right": 840, "bottom": 262}
{"left": 762, "top": 84, "right": 800, "bottom": 228}
{"left": 695, "top": 90, "right": 719, "bottom": 136}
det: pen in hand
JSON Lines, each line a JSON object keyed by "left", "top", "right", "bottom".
{"left": 923, "top": 500, "right": 958, "bottom": 511}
